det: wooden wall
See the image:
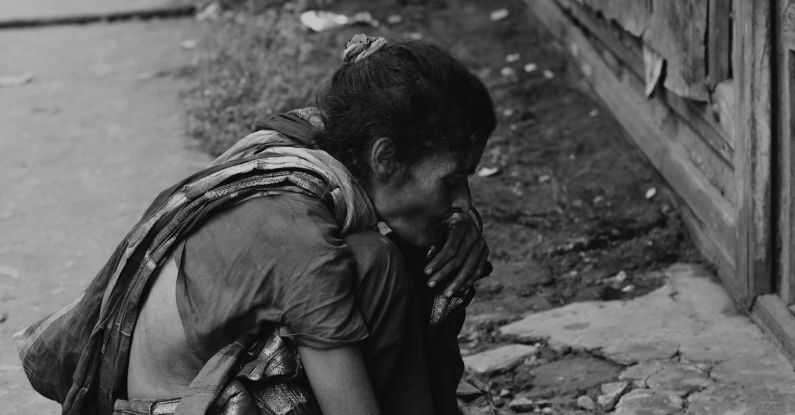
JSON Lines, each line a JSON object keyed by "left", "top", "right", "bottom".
{"left": 525, "top": 0, "right": 795, "bottom": 365}
{"left": 526, "top": 0, "right": 747, "bottom": 302}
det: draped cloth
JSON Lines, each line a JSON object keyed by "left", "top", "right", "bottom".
{"left": 13, "top": 108, "right": 377, "bottom": 415}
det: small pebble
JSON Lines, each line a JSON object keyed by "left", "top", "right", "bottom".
{"left": 0, "top": 73, "right": 35, "bottom": 88}
{"left": 406, "top": 32, "right": 423, "bottom": 40}
{"left": 508, "top": 397, "right": 534, "bottom": 412}
{"left": 538, "top": 175, "right": 551, "bottom": 183}
{"left": 0, "top": 266, "right": 20, "bottom": 279}
{"left": 614, "top": 270, "right": 628, "bottom": 283}
{"left": 645, "top": 187, "right": 657, "bottom": 199}
{"left": 196, "top": 1, "right": 221, "bottom": 21}
{"left": 505, "top": 53, "right": 521, "bottom": 62}
{"left": 577, "top": 395, "right": 596, "bottom": 410}
{"left": 490, "top": 8, "right": 510, "bottom": 21}
{"left": 543, "top": 69, "right": 555, "bottom": 79}
{"left": 511, "top": 182, "right": 524, "bottom": 197}
{"left": 476, "top": 166, "right": 501, "bottom": 177}
{"left": 589, "top": 109, "right": 599, "bottom": 117}
{"left": 386, "top": 14, "right": 403, "bottom": 25}
{"left": 524, "top": 63, "right": 538, "bottom": 73}
{"left": 180, "top": 39, "right": 198, "bottom": 50}
{"left": 622, "top": 284, "right": 635, "bottom": 293}
{"left": 501, "top": 67, "right": 517, "bottom": 77}
{"left": 598, "top": 381, "right": 630, "bottom": 410}
{"left": 503, "top": 108, "right": 515, "bottom": 117}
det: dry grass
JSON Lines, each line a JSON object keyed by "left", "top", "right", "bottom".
{"left": 181, "top": 1, "right": 395, "bottom": 155}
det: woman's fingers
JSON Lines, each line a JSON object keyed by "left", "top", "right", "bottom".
{"left": 426, "top": 224, "right": 480, "bottom": 287}
{"left": 444, "top": 241, "right": 488, "bottom": 297}
{"left": 425, "top": 220, "right": 467, "bottom": 276}
{"left": 427, "top": 252, "right": 466, "bottom": 288}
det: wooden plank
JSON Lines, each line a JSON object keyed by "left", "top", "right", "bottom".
{"left": 784, "top": 0, "right": 795, "bottom": 50}
{"left": 707, "top": 0, "right": 732, "bottom": 89}
{"left": 526, "top": 0, "right": 738, "bottom": 284}
{"left": 578, "top": 0, "right": 652, "bottom": 37}
{"left": 786, "top": 52, "right": 795, "bottom": 302}
{"left": 556, "top": 0, "right": 736, "bottom": 162}
{"left": 712, "top": 80, "right": 737, "bottom": 145}
{"left": 656, "top": 88, "right": 735, "bottom": 170}
{"left": 776, "top": 0, "right": 795, "bottom": 304}
{"left": 644, "top": 0, "right": 709, "bottom": 101}
{"left": 734, "top": 0, "right": 774, "bottom": 303}
{"left": 559, "top": 0, "right": 644, "bottom": 77}
{"left": 751, "top": 295, "right": 795, "bottom": 365}
{"left": 680, "top": 203, "right": 739, "bottom": 302}
{"left": 778, "top": 50, "right": 794, "bottom": 304}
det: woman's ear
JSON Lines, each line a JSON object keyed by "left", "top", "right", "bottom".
{"left": 370, "top": 137, "right": 400, "bottom": 182}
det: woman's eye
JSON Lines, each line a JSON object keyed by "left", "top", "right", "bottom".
{"left": 445, "top": 175, "right": 468, "bottom": 188}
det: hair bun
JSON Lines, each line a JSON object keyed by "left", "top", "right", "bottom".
{"left": 342, "top": 34, "right": 388, "bottom": 63}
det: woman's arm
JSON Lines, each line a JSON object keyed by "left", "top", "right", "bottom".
{"left": 298, "top": 345, "right": 382, "bottom": 415}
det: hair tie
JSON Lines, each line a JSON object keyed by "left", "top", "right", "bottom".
{"left": 342, "top": 34, "right": 388, "bottom": 63}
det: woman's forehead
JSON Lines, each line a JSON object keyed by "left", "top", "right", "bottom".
{"left": 426, "top": 147, "right": 480, "bottom": 174}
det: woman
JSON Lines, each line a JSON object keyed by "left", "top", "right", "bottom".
{"left": 15, "top": 35, "right": 496, "bottom": 415}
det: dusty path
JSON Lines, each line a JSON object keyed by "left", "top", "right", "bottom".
{"left": 0, "top": 0, "right": 192, "bottom": 26}
{"left": 0, "top": 18, "right": 209, "bottom": 414}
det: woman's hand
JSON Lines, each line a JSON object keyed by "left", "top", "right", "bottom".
{"left": 425, "top": 210, "right": 492, "bottom": 297}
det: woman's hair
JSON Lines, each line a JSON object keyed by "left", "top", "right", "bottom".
{"left": 313, "top": 35, "right": 497, "bottom": 183}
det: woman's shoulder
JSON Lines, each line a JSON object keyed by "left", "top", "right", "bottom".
{"left": 231, "top": 191, "right": 341, "bottom": 245}
{"left": 184, "top": 190, "right": 346, "bottom": 267}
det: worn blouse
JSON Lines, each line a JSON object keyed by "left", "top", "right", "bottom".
{"left": 173, "top": 190, "right": 369, "bottom": 361}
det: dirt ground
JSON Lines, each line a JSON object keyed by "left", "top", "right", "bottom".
{"left": 0, "top": 18, "right": 210, "bottom": 414}
{"left": 183, "top": 0, "right": 705, "bottom": 410}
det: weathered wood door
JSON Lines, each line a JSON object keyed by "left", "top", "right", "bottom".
{"left": 777, "top": 0, "right": 795, "bottom": 305}
{"left": 733, "top": 0, "right": 774, "bottom": 305}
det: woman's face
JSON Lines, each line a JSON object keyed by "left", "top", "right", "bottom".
{"left": 369, "top": 143, "right": 485, "bottom": 247}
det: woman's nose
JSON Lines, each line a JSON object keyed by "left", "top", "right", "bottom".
{"left": 451, "top": 181, "right": 472, "bottom": 213}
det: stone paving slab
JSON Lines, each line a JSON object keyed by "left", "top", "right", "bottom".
{"left": 0, "top": 0, "right": 193, "bottom": 25}
{"left": 500, "top": 263, "right": 795, "bottom": 412}
{"left": 464, "top": 344, "right": 539, "bottom": 375}
{"left": 686, "top": 383, "right": 795, "bottom": 415}
{"left": 614, "top": 389, "right": 683, "bottom": 415}
{"left": 501, "top": 264, "right": 775, "bottom": 363}
{"left": 0, "top": 19, "right": 209, "bottom": 414}
{"left": 644, "top": 361, "right": 711, "bottom": 396}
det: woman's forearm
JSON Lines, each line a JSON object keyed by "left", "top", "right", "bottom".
{"left": 297, "top": 345, "right": 381, "bottom": 415}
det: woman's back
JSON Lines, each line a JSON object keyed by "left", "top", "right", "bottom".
{"left": 127, "top": 191, "right": 369, "bottom": 399}
{"left": 128, "top": 255, "right": 201, "bottom": 399}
